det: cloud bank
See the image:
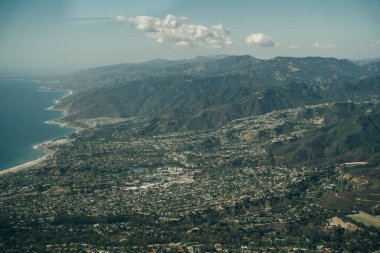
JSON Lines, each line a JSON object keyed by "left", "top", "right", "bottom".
{"left": 312, "top": 42, "right": 336, "bottom": 49}
{"left": 245, "top": 33, "right": 276, "bottom": 47}
{"left": 115, "top": 14, "right": 232, "bottom": 48}
{"left": 370, "top": 39, "right": 380, "bottom": 47}
{"left": 288, "top": 44, "right": 299, "bottom": 49}
{"left": 113, "top": 16, "right": 128, "bottom": 24}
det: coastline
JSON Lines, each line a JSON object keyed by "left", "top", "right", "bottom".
{"left": 0, "top": 85, "right": 76, "bottom": 176}
{"left": 45, "top": 90, "right": 82, "bottom": 133}
{"left": 0, "top": 139, "right": 52, "bottom": 176}
{"left": 0, "top": 155, "right": 48, "bottom": 176}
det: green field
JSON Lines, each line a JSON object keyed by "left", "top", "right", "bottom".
{"left": 347, "top": 213, "right": 380, "bottom": 228}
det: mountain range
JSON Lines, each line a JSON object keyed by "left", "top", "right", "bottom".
{"left": 56, "top": 55, "right": 380, "bottom": 132}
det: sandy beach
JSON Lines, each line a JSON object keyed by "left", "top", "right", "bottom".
{"left": 0, "top": 136, "right": 74, "bottom": 176}
{"left": 0, "top": 155, "right": 47, "bottom": 176}
{"left": 0, "top": 139, "right": 55, "bottom": 176}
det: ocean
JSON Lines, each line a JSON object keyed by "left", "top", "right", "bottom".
{"left": 0, "top": 80, "right": 74, "bottom": 171}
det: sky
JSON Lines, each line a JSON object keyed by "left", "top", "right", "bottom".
{"left": 0, "top": 0, "right": 379, "bottom": 75}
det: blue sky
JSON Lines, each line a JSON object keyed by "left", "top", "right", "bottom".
{"left": 0, "top": 0, "right": 379, "bottom": 74}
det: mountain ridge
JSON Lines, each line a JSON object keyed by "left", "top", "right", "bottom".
{"left": 59, "top": 55, "right": 380, "bottom": 91}
{"left": 56, "top": 55, "right": 380, "bottom": 132}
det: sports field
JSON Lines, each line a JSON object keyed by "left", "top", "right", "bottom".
{"left": 347, "top": 212, "right": 380, "bottom": 228}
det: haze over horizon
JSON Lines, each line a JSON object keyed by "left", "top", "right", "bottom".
{"left": 0, "top": 0, "right": 379, "bottom": 75}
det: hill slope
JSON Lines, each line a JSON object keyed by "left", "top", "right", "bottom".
{"left": 58, "top": 75, "right": 380, "bottom": 131}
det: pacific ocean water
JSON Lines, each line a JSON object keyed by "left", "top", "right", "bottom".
{"left": 0, "top": 80, "right": 74, "bottom": 171}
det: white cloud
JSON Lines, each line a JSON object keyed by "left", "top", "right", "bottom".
{"left": 245, "top": 33, "right": 276, "bottom": 47}
{"left": 312, "top": 42, "right": 336, "bottom": 49}
{"left": 370, "top": 39, "right": 380, "bottom": 47}
{"left": 175, "top": 41, "right": 190, "bottom": 48}
{"left": 273, "top": 40, "right": 299, "bottom": 49}
{"left": 112, "top": 16, "right": 127, "bottom": 24}
{"left": 118, "top": 14, "right": 232, "bottom": 48}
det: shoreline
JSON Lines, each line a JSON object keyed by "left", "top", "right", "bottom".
{"left": 0, "top": 85, "right": 76, "bottom": 176}
{"left": 0, "top": 155, "right": 48, "bottom": 176}
{"left": 0, "top": 139, "right": 52, "bottom": 176}
{"left": 45, "top": 90, "right": 82, "bottom": 133}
